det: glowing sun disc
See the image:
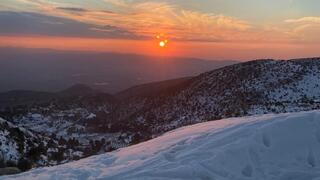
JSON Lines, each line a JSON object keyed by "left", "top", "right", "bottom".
{"left": 159, "top": 41, "right": 166, "bottom": 47}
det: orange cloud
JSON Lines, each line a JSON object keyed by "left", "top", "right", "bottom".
{"left": 285, "top": 16, "right": 320, "bottom": 42}
{"left": 7, "top": 0, "right": 320, "bottom": 45}
{"left": 285, "top": 17, "right": 320, "bottom": 23}
{"left": 13, "top": 0, "right": 255, "bottom": 42}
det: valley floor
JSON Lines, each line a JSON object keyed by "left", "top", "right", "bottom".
{"left": 3, "top": 110, "right": 320, "bottom": 180}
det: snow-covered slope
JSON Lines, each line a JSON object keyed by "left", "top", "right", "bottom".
{"left": 4, "top": 110, "right": 320, "bottom": 180}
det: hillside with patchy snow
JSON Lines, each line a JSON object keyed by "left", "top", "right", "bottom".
{"left": 0, "top": 117, "right": 83, "bottom": 169}
{"left": 113, "top": 58, "right": 320, "bottom": 135}
{"left": 0, "top": 87, "right": 132, "bottom": 168}
{"left": 3, "top": 110, "right": 320, "bottom": 180}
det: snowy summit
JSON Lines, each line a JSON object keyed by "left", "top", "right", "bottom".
{"left": 3, "top": 110, "right": 320, "bottom": 180}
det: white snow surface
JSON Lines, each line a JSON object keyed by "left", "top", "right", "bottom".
{"left": 4, "top": 110, "right": 320, "bottom": 180}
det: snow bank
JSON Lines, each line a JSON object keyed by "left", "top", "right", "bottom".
{"left": 3, "top": 111, "right": 320, "bottom": 180}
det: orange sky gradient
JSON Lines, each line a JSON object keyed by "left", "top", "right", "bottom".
{"left": 1, "top": 35, "right": 320, "bottom": 60}
{"left": 1, "top": 1, "right": 320, "bottom": 60}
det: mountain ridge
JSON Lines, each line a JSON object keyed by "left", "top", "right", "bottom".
{"left": 110, "top": 58, "right": 320, "bottom": 135}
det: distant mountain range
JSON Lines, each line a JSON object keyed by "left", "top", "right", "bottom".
{"left": 1, "top": 57, "right": 320, "bottom": 173}
{"left": 0, "top": 48, "right": 237, "bottom": 93}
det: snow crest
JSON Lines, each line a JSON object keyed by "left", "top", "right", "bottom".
{"left": 3, "top": 111, "right": 320, "bottom": 180}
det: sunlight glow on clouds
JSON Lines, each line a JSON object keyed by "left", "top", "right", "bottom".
{"left": 2, "top": 0, "right": 320, "bottom": 43}
{"left": 285, "top": 16, "right": 320, "bottom": 42}
{"left": 50, "top": 0, "right": 254, "bottom": 42}
{"left": 0, "top": 0, "right": 285, "bottom": 42}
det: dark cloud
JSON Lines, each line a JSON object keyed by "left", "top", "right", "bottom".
{"left": 101, "top": 10, "right": 116, "bottom": 14}
{"left": 56, "top": 7, "right": 88, "bottom": 12}
{"left": 0, "top": 11, "right": 140, "bottom": 39}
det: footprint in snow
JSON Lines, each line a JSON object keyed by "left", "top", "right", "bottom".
{"left": 242, "top": 164, "right": 253, "bottom": 177}
{"left": 262, "top": 133, "right": 271, "bottom": 148}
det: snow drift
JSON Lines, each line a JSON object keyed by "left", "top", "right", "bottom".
{"left": 3, "top": 110, "right": 320, "bottom": 180}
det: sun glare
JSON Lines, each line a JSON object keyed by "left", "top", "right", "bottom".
{"left": 157, "top": 34, "right": 169, "bottom": 48}
{"left": 159, "top": 41, "right": 166, "bottom": 47}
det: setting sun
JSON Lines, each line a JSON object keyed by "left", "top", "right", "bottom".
{"left": 157, "top": 34, "right": 169, "bottom": 48}
{"left": 159, "top": 41, "right": 166, "bottom": 47}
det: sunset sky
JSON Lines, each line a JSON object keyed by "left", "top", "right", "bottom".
{"left": 1, "top": 0, "right": 320, "bottom": 60}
